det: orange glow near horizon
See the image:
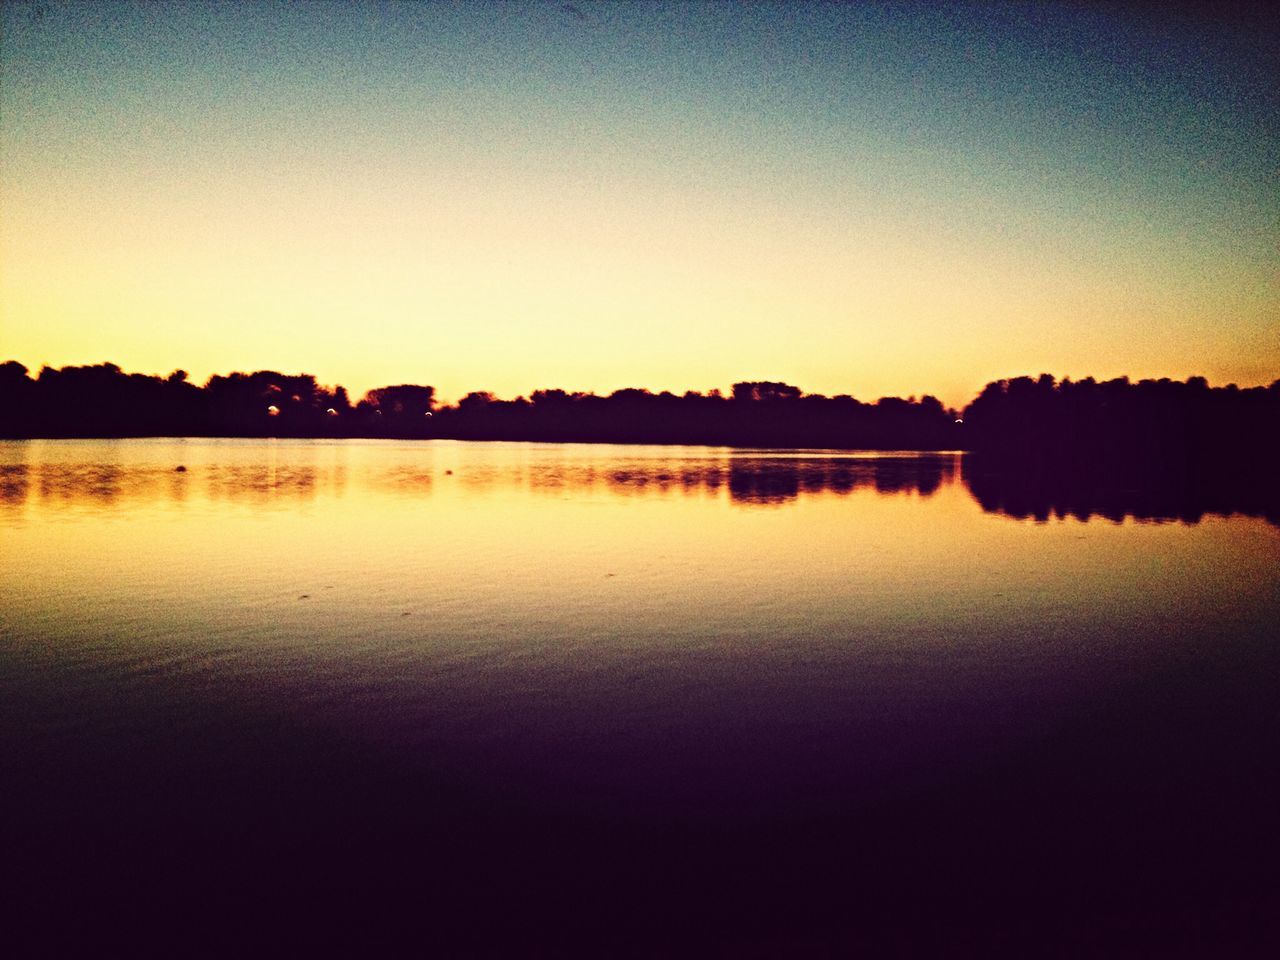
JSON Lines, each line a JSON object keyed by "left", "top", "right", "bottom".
{"left": 2, "top": 4, "right": 1275, "bottom": 408}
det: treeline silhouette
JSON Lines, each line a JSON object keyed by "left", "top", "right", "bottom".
{"left": 964, "top": 373, "right": 1280, "bottom": 463}
{"left": 2, "top": 362, "right": 1278, "bottom": 462}
{"left": 0, "top": 362, "right": 955, "bottom": 448}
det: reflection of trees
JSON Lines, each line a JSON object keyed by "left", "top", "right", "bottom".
{"left": 727, "top": 463, "right": 801, "bottom": 504}
{"left": 0, "top": 464, "right": 29, "bottom": 506}
{"left": 533, "top": 456, "right": 956, "bottom": 505}
{"left": 964, "top": 457, "right": 1280, "bottom": 527}
{"left": 726, "top": 457, "right": 951, "bottom": 505}
{"left": 5, "top": 449, "right": 1275, "bottom": 525}
{"left": 205, "top": 466, "right": 318, "bottom": 502}
{"left": 37, "top": 464, "right": 129, "bottom": 505}
{"left": 434, "top": 456, "right": 959, "bottom": 505}
{"left": 0, "top": 464, "right": 323, "bottom": 509}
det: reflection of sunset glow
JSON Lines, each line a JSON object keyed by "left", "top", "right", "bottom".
{"left": 2, "top": 441, "right": 1276, "bottom": 527}
{"left": 3, "top": 437, "right": 1279, "bottom": 954}
{"left": 3, "top": 440, "right": 1276, "bottom": 654}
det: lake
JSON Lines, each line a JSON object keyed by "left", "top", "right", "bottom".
{"left": 2, "top": 439, "right": 1277, "bottom": 954}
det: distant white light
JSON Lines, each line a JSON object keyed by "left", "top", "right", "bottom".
{"left": 955, "top": 418, "right": 964, "bottom": 424}
{"left": 326, "top": 408, "right": 338, "bottom": 416}
{"left": 267, "top": 405, "right": 280, "bottom": 416}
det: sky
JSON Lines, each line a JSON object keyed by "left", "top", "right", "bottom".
{"left": 2, "top": 0, "right": 1277, "bottom": 406}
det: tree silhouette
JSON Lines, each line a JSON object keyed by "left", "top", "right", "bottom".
{"left": 1, "top": 360, "right": 1275, "bottom": 469}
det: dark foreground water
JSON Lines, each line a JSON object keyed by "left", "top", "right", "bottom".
{"left": 2, "top": 440, "right": 1277, "bottom": 955}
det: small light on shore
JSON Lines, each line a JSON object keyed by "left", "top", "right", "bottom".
{"left": 267, "top": 405, "right": 280, "bottom": 416}
{"left": 955, "top": 418, "right": 964, "bottom": 424}
{"left": 327, "top": 408, "right": 338, "bottom": 416}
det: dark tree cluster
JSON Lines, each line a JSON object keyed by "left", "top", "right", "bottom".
{"left": 961, "top": 373, "right": 1280, "bottom": 466}
{"left": 0, "top": 362, "right": 441, "bottom": 439}
{"left": 430, "top": 382, "right": 956, "bottom": 449}
{"left": 3, "top": 362, "right": 1277, "bottom": 465}
{"left": 0, "top": 362, "right": 205, "bottom": 438}
{"left": 0, "top": 363, "right": 956, "bottom": 449}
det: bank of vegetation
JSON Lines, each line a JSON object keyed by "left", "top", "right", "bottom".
{"left": 1, "top": 361, "right": 1276, "bottom": 463}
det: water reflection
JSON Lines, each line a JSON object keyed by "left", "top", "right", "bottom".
{"left": 522, "top": 455, "right": 955, "bottom": 504}
{"left": 723, "top": 455, "right": 951, "bottom": 503}
{"left": 0, "top": 440, "right": 1275, "bottom": 525}
{"left": 2, "top": 461, "right": 328, "bottom": 507}
{"left": 3, "top": 437, "right": 1278, "bottom": 954}
{"left": 38, "top": 463, "right": 135, "bottom": 505}
{"left": 966, "top": 457, "right": 1280, "bottom": 527}
{"left": 205, "top": 465, "right": 321, "bottom": 502}
{"left": 0, "top": 463, "right": 28, "bottom": 505}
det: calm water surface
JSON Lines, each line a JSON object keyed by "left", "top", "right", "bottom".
{"left": 2, "top": 439, "right": 1277, "bottom": 953}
